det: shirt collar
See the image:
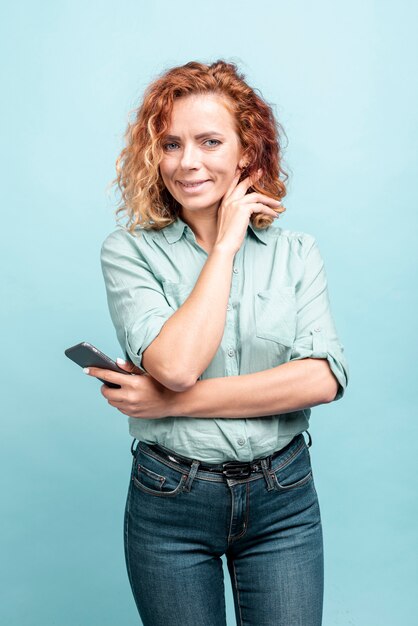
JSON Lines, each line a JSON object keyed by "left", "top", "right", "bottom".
{"left": 161, "top": 215, "right": 270, "bottom": 246}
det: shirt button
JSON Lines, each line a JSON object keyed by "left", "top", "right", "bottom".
{"left": 233, "top": 267, "right": 239, "bottom": 274}
{"left": 237, "top": 438, "right": 245, "bottom": 446}
{"left": 314, "top": 326, "right": 322, "bottom": 332}
{"left": 228, "top": 349, "right": 235, "bottom": 357}
{"left": 227, "top": 304, "right": 231, "bottom": 311}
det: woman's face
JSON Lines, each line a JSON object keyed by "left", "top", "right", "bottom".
{"left": 159, "top": 93, "right": 247, "bottom": 218}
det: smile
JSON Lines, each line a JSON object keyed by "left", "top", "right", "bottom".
{"left": 178, "top": 180, "right": 210, "bottom": 192}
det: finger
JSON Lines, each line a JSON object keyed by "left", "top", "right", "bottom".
{"left": 223, "top": 167, "right": 261, "bottom": 203}
{"left": 116, "top": 358, "right": 144, "bottom": 375}
{"left": 84, "top": 366, "right": 129, "bottom": 386}
{"left": 100, "top": 384, "right": 126, "bottom": 402}
{"left": 223, "top": 169, "right": 244, "bottom": 200}
{"left": 239, "top": 192, "right": 282, "bottom": 208}
{"left": 115, "top": 358, "right": 131, "bottom": 371}
{"left": 116, "top": 358, "right": 137, "bottom": 373}
{"left": 228, "top": 168, "right": 263, "bottom": 201}
{"left": 117, "top": 407, "right": 131, "bottom": 416}
{"left": 246, "top": 202, "right": 281, "bottom": 217}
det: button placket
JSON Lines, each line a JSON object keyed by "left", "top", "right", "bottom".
{"left": 225, "top": 261, "right": 240, "bottom": 375}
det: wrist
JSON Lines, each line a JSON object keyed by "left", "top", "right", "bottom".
{"left": 211, "top": 242, "right": 236, "bottom": 259}
{"left": 164, "top": 385, "right": 190, "bottom": 417}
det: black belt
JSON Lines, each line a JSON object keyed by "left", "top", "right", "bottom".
{"left": 139, "top": 434, "right": 306, "bottom": 479}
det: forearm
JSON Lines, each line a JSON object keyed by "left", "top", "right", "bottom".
{"left": 170, "top": 358, "right": 338, "bottom": 417}
{"left": 142, "top": 245, "right": 234, "bottom": 389}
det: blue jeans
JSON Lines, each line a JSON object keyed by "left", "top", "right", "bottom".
{"left": 124, "top": 433, "right": 324, "bottom": 626}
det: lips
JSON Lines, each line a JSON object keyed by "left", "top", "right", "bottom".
{"left": 177, "top": 180, "right": 211, "bottom": 192}
{"left": 178, "top": 180, "right": 209, "bottom": 186}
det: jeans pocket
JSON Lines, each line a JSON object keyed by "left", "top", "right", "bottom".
{"left": 132, "top": 449, "right": 187, "bottom": 498}
{"left": 271, "top": 443, "right": 313, "bottom": 492}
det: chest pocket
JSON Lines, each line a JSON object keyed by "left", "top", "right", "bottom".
{"left": 254, "top": 287, "right": 297, "bottom": 347}
{"left": 161, "top": 280, "right": 195, "bottom": 310}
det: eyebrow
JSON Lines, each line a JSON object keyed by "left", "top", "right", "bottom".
{"left": 163, "top": 131, "right": 225, "bottom": 141}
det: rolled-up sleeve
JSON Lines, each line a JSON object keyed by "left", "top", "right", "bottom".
{"left": 289, "top": 235, "right": 349, "bottom": 401}
{"left": 100, "top": 229, "right": 175, "bottom": 373}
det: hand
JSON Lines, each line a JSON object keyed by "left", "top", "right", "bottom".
{"left": 84, "top": 359, "right": 178, "bottom": 419}
{"left": 214, "top": 168, "right": 282, "bottom": 255}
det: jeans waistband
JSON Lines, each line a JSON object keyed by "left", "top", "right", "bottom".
{"left": 133, "top": 432, "right": 311, "bottom": 479}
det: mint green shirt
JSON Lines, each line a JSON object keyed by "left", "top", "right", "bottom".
{"left": 100, "top": 216, "right": 349, "bottom": 463}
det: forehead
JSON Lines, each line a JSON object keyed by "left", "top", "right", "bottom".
{"left": 167, "top": 93, "right": 237, "bottom": 133}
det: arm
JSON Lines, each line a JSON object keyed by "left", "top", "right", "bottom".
{"left": 100, "top": 230, "right": 348, "bottom": 420}
{"left": 101, "top": 173, "right": 281, "bottom": 393}
{"left": 100, "top": 229, "right": 235, "bottom": 393}
{"left": 167, "top": 234, "right": 348, "bottom": 417}
{"left": 287, "top": 235, "right": 349, "bottom": 402}
{"left": 142, "top": 245, "right": 234, "bottom": 390}
{"left": 169, "top": 358, "right": 337, "bottom": 418}
{"left": 87, "top": 353, "right": 337, "bottom": 420}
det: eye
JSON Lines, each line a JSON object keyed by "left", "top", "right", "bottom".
{"left": 163, "top": 142, "right": 179, "bottom": 151}
{"left": 205, "top": 139, "right": 221, "bottom": 147}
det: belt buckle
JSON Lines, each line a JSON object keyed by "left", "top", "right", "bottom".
{"left": 222, "top": 461, "right": 252, "bottom": 479}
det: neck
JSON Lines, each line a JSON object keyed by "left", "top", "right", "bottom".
{"left": 179, "top": 206, "right": 219, "bottom": 249}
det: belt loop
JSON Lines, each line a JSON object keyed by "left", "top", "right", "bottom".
{"left": 261, "top": 457, "right": 275, "bottom": 491}
{"left": 303, "top": 430, "right": 312, "bottom": 448}
{"left": 130, "top": 438, "right": 138, "bottom": 457}
{"left": 183, "top": 459, "right": 200, "bottom": 492}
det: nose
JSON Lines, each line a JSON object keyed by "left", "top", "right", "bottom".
{"left": 179, "top": 142, "right": 201, "bottom": 170}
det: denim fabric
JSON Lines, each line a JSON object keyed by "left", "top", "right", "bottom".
{"left": 123, "top": 433, "right": 323, "bottom": 625}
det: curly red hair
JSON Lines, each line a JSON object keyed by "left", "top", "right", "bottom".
{"left": 112, "top": 59, "right": 289, "bottom": 233}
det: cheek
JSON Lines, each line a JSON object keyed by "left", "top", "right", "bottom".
{"left": 212, "top": 157, "right": 240, "bottom": 183}
{"left": 217, "top": 170, "right": 239, "bottom": 191}
{"left": 159, "top": 158, "right": 174, "bottom": 181}
{"left": 159, "top": 173, "right": 175, "bottom": 195}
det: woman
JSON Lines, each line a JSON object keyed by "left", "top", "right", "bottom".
{"left": 86, "top": 60, "right": 349, "bottom": 625}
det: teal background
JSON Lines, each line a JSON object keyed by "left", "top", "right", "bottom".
{"left": 1, "top": 1, "right": 417, "bottom": 624}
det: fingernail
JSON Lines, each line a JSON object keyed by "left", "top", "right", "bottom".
{"left": 116, "top": 358, "right": 126, "bottom": 365}
{"left": 83, "top": 367, "right": 90, "bottom": 374}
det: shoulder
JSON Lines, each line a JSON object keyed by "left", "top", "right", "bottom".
{"left": 268, "top": 225, "right": 318, "bottom": 256}
{"left": 100, "top": 225, "right": 153, "bottom": 258}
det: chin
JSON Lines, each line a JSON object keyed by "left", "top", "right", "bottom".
{"left": 182, "top": 193, "right": 221, "bottom": 205}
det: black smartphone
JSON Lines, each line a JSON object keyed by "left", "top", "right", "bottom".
{"left": 64, "top": 341, "right": 131, "bottom": 389}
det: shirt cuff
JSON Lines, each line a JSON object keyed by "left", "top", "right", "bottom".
{"left": 290, "top": 327, "right": 349, "bottom": 402}
{"left": 123, "top": 315, "right": 172, "bottom": 374}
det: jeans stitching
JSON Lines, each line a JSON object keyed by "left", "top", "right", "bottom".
{"left": 132, "top": 474, "right": 187, "bottom": 498}
{"left": 273, "top": 470, "right": 313, "bottom": 491}
{"left": 231, "top": 558, "right": 244, "bottom": 626}
{"left": 227, "top": 483, "right": 236, "bottom": 544}
{"left": 270, "top": 443, "right": 311, "bottom": 490}
{"left": 123, "top": 477, "right": 137, "bottom": 611}
{"left": 227, "top": 481, "right": 250, "bottom": 544}
{"left": 138, "top": 463, "right": 167, "bottom": 487}
{"left": 272, "top": 440, "right": 306, "bottom": 472}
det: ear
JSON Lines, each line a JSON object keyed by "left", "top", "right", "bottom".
{"left": 237, "top": 156, "right": 250, "bottom": 170}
